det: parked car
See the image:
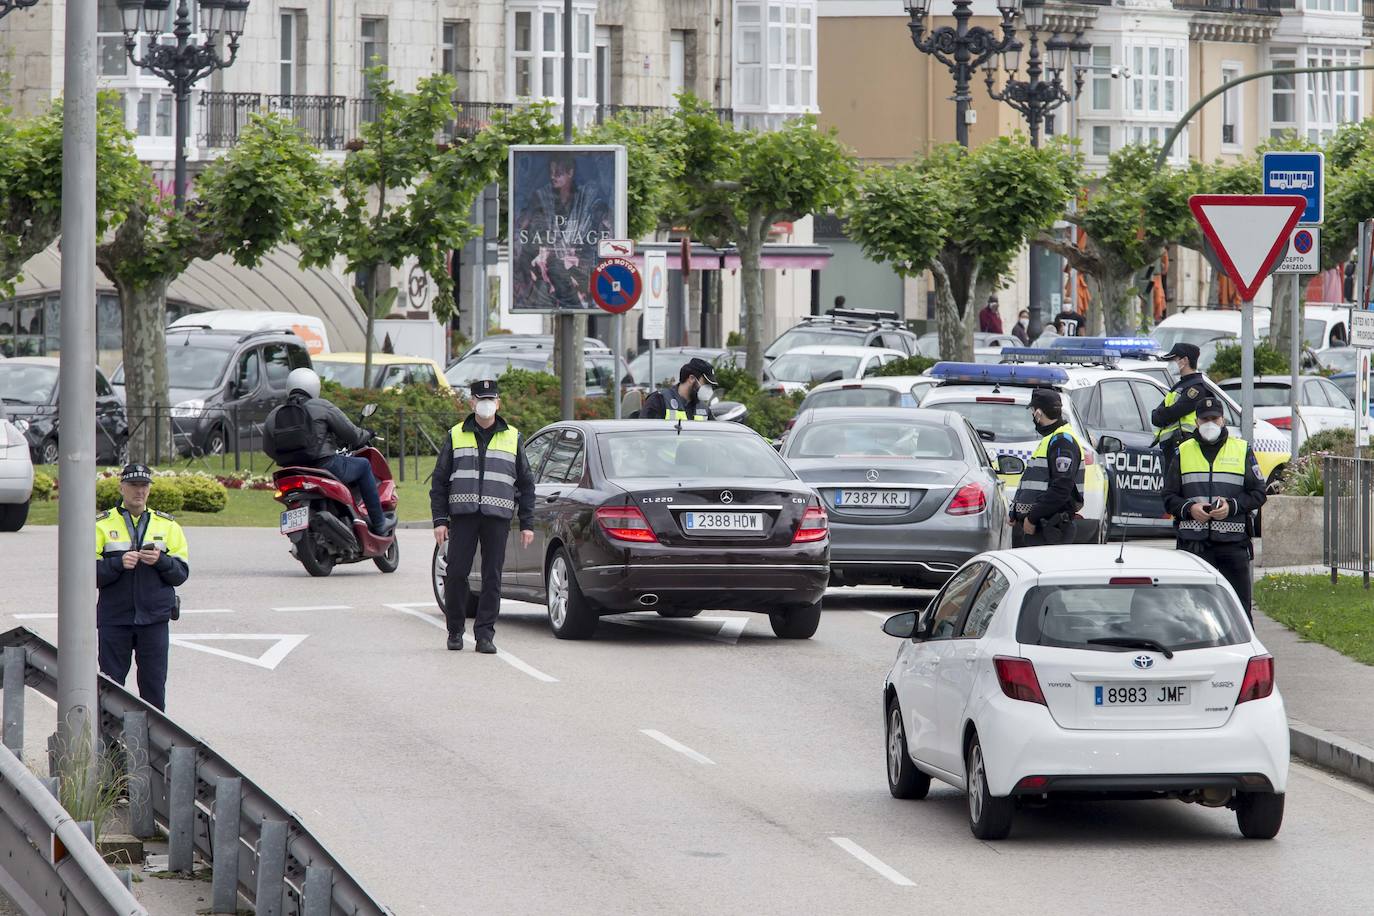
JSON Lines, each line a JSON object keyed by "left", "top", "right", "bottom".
{"left": 115, "top": 328, "right": 314, "bottom": 456}
{"left": 1314, "top": 345, "right": 1359, "bottom": 376}
{"left": 782, "top": 407, "right": 1014, "bottom": 588}
{"left": 444, "top": 348, "right": 629, "bottom": 398}
{"left": 432, "top": 421, "right": 830, "bottom": 639}
{"left": 456, "top": 334, "right": 610, "bottom": 363}
{"left": 764, "top": 345, "right": 906, "bottom": 395}
{"left": 312, "top": 352, "right": 452, "bottom": 391}
{"left": 626, "top": 347, "right": 745, "bottom": 388}
{"left": 168, "top": 309, "right": 332, "bottom": 355}
{"left": 1152, "top": 304, "right": 1347, "bottom": 359}
{"left": 917, "top": 332, "right": 1021, "bottom": 359}
{"left": 0, "top": 357, "right": 128, "bottom": 465}
{"left": 778, "top": 375, "right": 933, "bottom": 445}
{"left": 882, "top": 545, "right": 1288, "bottom": 840}
{"left": 1218, "top": 375, "right": 1368, "bottom": 448}
{"left": 764, "top": 309, "right": 919, "bottom": 361}
{"left": 0, "top": 402, "right": 35, "bottom": 531}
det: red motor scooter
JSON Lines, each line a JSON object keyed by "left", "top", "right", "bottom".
{"left": 271, "top": 406, "right": 399, "bottom": 577}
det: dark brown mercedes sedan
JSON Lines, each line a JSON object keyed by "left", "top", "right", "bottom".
{"left": 433, "top": 420, "right": 830, "bottom": 639}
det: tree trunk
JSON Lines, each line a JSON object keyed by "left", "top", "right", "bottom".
{"left": 363, "top": 263, "right": 383, "bottom": 388}
{"left": 1098, "top": 270, "right": 1136, "bottom": 337}
{"left": 1270, "top": 273, "right": 1296, "bottom": 359}
{"left": 929, "top": 260, "right": 972, "bottom": 362}
{"left": 119, "top": 279, "right": 172, "bottom": 465}
{"left": 740, "top": 236, "right": 766, "bottom": 380}
{"left": 1085, "top": 275, "right": 1104, "bottom": 337}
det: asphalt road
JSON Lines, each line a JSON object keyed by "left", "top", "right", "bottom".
{"left": 3, "top": 526, "right": 1373, "bottom": 915}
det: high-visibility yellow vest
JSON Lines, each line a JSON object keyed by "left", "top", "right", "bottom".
{"left": 447, "top": 425, "right": 521, "bottom": 519}
{"left": 1012, "top": 425, "right": 1086, "bottom": 517}
{"left": 1176, "top": 436, "right": 1249, "bottom": 542}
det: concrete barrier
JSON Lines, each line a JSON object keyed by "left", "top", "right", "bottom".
{"left": 1258, "top": 495, "right": 1324, "bottom": 568}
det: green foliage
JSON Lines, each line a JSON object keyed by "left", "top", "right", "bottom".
{"left": 176, "top": 475, "right": 229, "bottom": 513}
{"left": 146, "top": 479, "right": 184, "bottom": 514}
{"left": 30, "top": 470, "right": 54, "bottom": 501}
{"left": 578, "top": 116, "right": 681, "bottom": 239}
{"left": 1256, "top": 573, "right": 1374, "bottom": 665}
{"left": 1208, "top": 342, "right": 1289, "bottom": 380}
{"left": 875, "top": 355, "right": 936, "bottom": 377}
{"left": 1299, "top": 426, "right": 1356, "bottom": 458}
{"left": 846, "top": 163, "right": 946, "bottom": 278}
{"left": 95, "top": 477, "right": 121, "bottom": 511}
{"left": 714, "top": 365, "right": 804, "bottom": 439}
{"left": 726, "top": 331, "right": 745, "bottom": 348}
{"left": 1279, "top": 455, "right": 1324, "bottom": 496}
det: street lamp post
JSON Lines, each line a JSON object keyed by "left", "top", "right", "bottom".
{"left": 117, "top": 0, "right": 250, "bottom": 211}
{"left": 903, "top": 0, "right": 1022, "bottom": 149}
{"left": 0, "top": 0, "right": 39, "bottom": 21}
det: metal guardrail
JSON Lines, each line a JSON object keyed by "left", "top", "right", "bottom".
{"left": 0, "top": 705, "right": 145, "bottom": 915}
{"left": 1322, "top": 455, "right": 1374, "bottom": 587}
{"left": 0, "top": 631, "right": 393, "bottom": 916}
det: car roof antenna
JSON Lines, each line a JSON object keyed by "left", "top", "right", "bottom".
{"left": 1115, "top": 512, "right": 1128, "bottom": 564}
{"left": 675, "top": 416, "right": 683, "bottom": 436}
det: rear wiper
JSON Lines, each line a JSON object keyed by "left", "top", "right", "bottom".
{"left": 1086, "top": 637, "right": 1175, "bottom": 659}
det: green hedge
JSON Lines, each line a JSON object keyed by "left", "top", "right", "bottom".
{"left": 177, "top": 476, "right": 229, "bottom": 512}
{"left": 1299, "top": 427, "right": 1355, "bottom": 458}
{"left": 715, "top": 365, "right": 803, "bottom": 440}
{"left": 1209, "top": 343, "right": 1288, "bottom": 380}
{"left": 94, "top": 474, "right": 227, "bottom": 514}
{"left": 875, "top": 355, "right": 936, "bottom": 377}
{"left": 31, "top": 471, "right": 54, "bottom": 501}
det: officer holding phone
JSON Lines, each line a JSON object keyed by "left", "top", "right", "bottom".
{"left": 1162, "top": 399, "right": 1266, "bottom": 620}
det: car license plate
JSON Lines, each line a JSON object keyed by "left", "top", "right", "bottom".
{"left": 683, "top": 511, "right": 763, "bottom": 533}
{"left": 1094, "top": 684, "right": 1190, "bottom": 706}
{"left": 279, "top": 507, "right": 309, "bottom": 534}
{"left": 835, "top": 489, "right": 911, "bottom": 508}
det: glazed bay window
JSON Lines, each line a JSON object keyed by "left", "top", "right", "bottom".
{"left": 1092, "top": 125, "right": 1110, "bottom": 157}
{"left": 734, "top": 0, "right": 816, "bottom": 115}
{"left": 1090, "top": 46, "right": 1111, "bottom": 111}
{"left": 1270, "top": 53, "right": 1296, "bottom": 138}
{"left": 1221, "top": 65, "right": 1241, "bottom": 148}
{"left": 1126, "top": 41, "right": 1185, "bottom": 119}
{"left": 1304, "top": 46, "right": 1362, "bottom": 142}
{"left": 507, "top": 1, "right": 596, "bottom": 104}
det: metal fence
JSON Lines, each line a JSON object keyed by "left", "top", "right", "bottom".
{"left": 0, "top": 632, "right": 393, "bottom": 916}
{"left": 1322, "top": 455, "right": 1374, "bottom": 586}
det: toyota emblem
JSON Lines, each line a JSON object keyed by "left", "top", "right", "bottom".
{"left": 720, "top": 490, "right": 734, "bottom": 504}
{"left": 866, "top": 469, "right": 880, "bottom": 482}
{"left": 1132, "top": 655, "right": 1155, "bottom": 670}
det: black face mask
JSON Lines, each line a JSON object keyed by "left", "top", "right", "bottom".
{"left": 1032, "top": 411, "right": 1059, "bottom": 436}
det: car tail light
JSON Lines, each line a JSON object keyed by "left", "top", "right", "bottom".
{"left": 1268, "top": 416, "right": 1292, "bottom": 430}
{"left": 946, "top": 482, "right": 987, "bottom": 516}
{"left": 595, "top": 506, "right": 658, "bottom": 543}
{"left": 1015, "top": 775, "right": 1050, "bottom": 791}
{"left": 1109, "top": 577, "right": 1154, "bottom": 585}
{"left": 976, "top": 396, "right": 1015, "bottom": 404}
{"left": 1236, "top": 655, "right": 1275, "bottom": 704}
{"left": 793, "top": 505, "right": 829, "bottom": 543}
{"left": 994, "top": 656, "right": 1047, "bottom": 705}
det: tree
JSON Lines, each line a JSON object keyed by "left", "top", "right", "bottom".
{"left": 97, "top": 114, "right": 329, "bottom": 461}
{"left": 302, "top": 70, "right": 559, "bottom": 389}
{"left": 849, "top": 136, "right": 1077, "bottom": 360}
{"left": 666, "top": 96, "right": 856, "bottom": 378}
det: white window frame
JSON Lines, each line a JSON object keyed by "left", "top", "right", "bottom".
{"left": 733, "top": 0, "right": 816, "bottom": 115}
{"left": 1091, "top": 125, "right": 1111, "bottom": 157}
{"left": 1304, "top": 46, "right": 1363, "bottom": 143}
{"left": 1125, "top": 38, "right": 1185, "bottom": 118}
{"left": 505, "top": 1, "right": 596, "bottom": 105}
{"left": 1089, "top": 45, "right": 1111, "bottom": 112}
{"left": 1269, "top": 51, "right": 1297, "bottom": 137}
{"left": 1221, "top": 63, "right": 1242, "bottom": 150}
{"left": 279, "top": 11, "right": 296, "bottom": 98}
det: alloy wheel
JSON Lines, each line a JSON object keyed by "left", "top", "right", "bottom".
{"left": 968, "top": 744, "right": 986, "bottom": 824}
{"left": 548, "top": 557, "right": 569, "bottom": 629}
{"left": 887, "top": 706, "right": 904, "bottom": 785}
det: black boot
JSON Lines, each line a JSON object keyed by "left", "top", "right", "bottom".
{"left": 447, "top": 633, "right": 463, "bottom": 651}
{"left": 475, "top": 639, "right": 496, "bottom": 654}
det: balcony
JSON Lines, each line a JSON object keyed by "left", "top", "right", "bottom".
{"left": 1173, "top": 0, "right": 1282, "bottom": 11}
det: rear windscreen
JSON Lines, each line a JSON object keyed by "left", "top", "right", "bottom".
{"left": 1222, "top": 383, "right": 1290, "bottom": 408}
{"left": 789, "top": 419, "right": 959, "bottom": 460}
{"left": 801, "top": 388, "right": 900, "bottom": 411}
{"left": 938, "top": 401, "right": 1037, "bottom": 443}
{"left": 1016, "top": 584, "right": 1248, "bottom": 653}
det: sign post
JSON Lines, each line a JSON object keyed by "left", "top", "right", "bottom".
{"left": 1277, "top": 226, "right": 1320, "bottom": 461}
{"left": 643, "top": 251, "right": 668, "bottom": 393}
{"left": 1189, "top": 194, "right": 1308, "bottom": 440}
{"left": 590, "top": 251, "right": 642, "bottom": 420}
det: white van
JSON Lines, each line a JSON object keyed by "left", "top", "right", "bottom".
{"left": 168, "top": 310, "right": 331, "bottom": 355}
{"left": 1152, "top": 304, "right": 1348, "bottom": 357}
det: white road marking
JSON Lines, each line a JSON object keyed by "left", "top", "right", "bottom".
{"left": 605, "top": 614, "right": 748, "bottom": 645}
{"left": 640, "top": 729, "right": 716, "bottom": 765}
{"left": 1291, "top": 761, "right": 1374, "bottom": 805}
{"left": 14, "top": 608, "right": 234, "bottom": 619}
{"left": 829, "top": 837, "right": 915, "bottom": 887}
{"left": 383, "top": 603, "right": 559, "bottom": 683}
{"left": 271, "top": 604, "right": 352, "bottom": 612}
{"left": 168, "top": 634, "right": 308, "bottom": 670}
{"left": 862, "top": 611, "right": 889, "bottom": 620}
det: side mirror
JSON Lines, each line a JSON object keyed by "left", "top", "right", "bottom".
{"left": 361, "top": 403, "right": 378, "bottom": 418}
{"left": 996, "top": 454, "right": 1026, "bottom": 475}
{"left": 881, "top": 611, "right": 918, "bottom": 639}
{"left": 1097, "top": 434, "right": 1125, "bottom": 454}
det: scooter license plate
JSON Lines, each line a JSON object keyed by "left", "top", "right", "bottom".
{"left": 280, "top": 507, "right": 309, "bottom": 534}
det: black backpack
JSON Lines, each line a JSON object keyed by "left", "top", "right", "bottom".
{"left": 265, "top": 401, "right": 314, "bottom": 464}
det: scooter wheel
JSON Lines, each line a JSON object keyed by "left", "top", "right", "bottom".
{"left": 297, "top": 533, "right": 335, "bottom": 577}
{"left": 374, "top": 537, "right": 400, "bottom": 573}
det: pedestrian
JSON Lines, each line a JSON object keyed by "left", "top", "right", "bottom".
{"left": 430, "top": 379, "right": 536, "bottom": 654}
{"left": 833, "top": 295, "right": 846, "bottom": 310}
{"left": 1149, "top": 342, "right": 1220, "bottom": 479}
{"left": 263, "top": 367, "right": 394, "bottom": 536}
{"left": 95, "top": 464, "right": 189, "bottom": 711}
{"left": 1053, "top": 309, "right": 1081, "bottom": 337}
{"left": 979, "top": 295, "right": 1004, "bottom": 333}
{"left": 639, "top": 357, "right": 717, "bottom": 421}
{"left": 1011, "top": 309, "right": 1031, "bottom": 345}
{"left": 1009, "top": 388, "right": 1086, "bottom": 547}
{"left": 1162, "top": 398, "right": 1266, "bottom": 620}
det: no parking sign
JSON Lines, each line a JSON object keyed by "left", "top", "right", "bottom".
{"left": 1276, "top": 226, "right": 1319, "bottom": 274}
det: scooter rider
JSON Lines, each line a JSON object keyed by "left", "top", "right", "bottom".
{"left": 264, "top": 367, "right": 395, "bottom": 536}
{"left": 639, "top": 357, "right": 717, "bottom": 421}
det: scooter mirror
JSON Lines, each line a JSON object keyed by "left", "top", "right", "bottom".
{"left": 361, "top": 403, "right": 378, "bottom": 419}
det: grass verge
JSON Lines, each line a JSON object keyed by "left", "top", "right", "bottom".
{"left": 1255, "top": 573, "right": 1374, "bottom": 666}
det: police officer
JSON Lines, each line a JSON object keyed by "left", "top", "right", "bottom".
{"left": 1009, "top": 388, "right": 1086, "bottom": 547}
{"left": 1150, "top": 342, "right": 1220, "bottom": 478}
{"left": 430, "top": 379, "right": 536, "bottom": 654}
{"left": 1162, "top": 398, "right": 1266, "bottom": 620}
{"left": 639, "top": 357, "right": 716, "bottom": 421}
{"left": 95, "top": 464, "right": 189, "bottom": 711}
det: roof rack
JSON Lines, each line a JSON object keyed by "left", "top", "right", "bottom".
{"left": 1052, "top": 337, "right": 1160, "bottom": 359}
{"left": 827, "top": 307, "right": 902, "bottom": 323}
{"left": 1000, "top": 347, "right": 1121, "bottom": 368}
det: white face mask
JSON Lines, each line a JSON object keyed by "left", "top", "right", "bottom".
{"left": 697, "top": 383, "right": 715, "bottom": 402}
{"left": 475, "top": 400, "right": 498, "bottom": 420}
{"left": 1198, "top": 421, "right": 1223, "bottom": 443}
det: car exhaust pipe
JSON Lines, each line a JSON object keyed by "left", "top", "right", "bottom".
{"left": 638, "top": 594, "right": 659, "bottom": 607}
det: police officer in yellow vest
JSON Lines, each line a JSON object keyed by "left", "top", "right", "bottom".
{"left": 1009, "top": 388, "right": 1087, "bottom": 547}
{"left": 95, "top": 464, "right": 189, "bottom": 711}
{"left": 430, "top": 379, "right": 536, "bottom": 653}
{"left": 639, "top": 357, "right": 716, "bottom": 421}
{"left": 1162, "top": 398, "right": 1266, "bottom": 620}
{"left": 1150, "top": 342, "right": 1220, "bottom": 478}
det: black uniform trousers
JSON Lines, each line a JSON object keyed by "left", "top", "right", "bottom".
{"left": 1181, "top": 540, "right": 1253, "bottom": 621}
{"left": 444, "top": 514, "right": 510, "bottom": 642}
{"left": 98, "top": 623, "right": 170, "bottom": 711}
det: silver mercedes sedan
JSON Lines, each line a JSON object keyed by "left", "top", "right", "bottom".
{"left": 781, "top": 407, "right": 1019, "bottom": 588}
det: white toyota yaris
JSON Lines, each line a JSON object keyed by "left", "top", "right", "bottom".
{"left": 882, "top": 545, "right": 1289, "bottom": 840}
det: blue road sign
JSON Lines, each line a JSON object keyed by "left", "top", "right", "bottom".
{"left": 590, "top": 257, "right": 642, "bottom": 313}
{"left": 1263, "top": 151, "right": 1324, "bottom": 224}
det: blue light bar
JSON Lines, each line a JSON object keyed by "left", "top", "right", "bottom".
{"left": 930, "top": 361, "right": 1070, "bottom": 386}
{"left": 1001, "top": 346, "right": 1121, "bottom": 366}
{"left": 1054, "top": 336, "right": 1160, "bottom": 356}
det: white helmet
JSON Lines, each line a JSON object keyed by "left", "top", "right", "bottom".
{"left": 287, "top": 367, "right": 320, "bottom": 399}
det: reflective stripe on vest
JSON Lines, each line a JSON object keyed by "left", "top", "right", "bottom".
{"left": 96, "top": 509, "right": 189, "bottom": 561}
{"left": 1176, "top": 436, "right": 1249, "bottom": 543}
{"left": 448, "top": 425, "right": 521, "bottom": 519}
{"left": 1012, "top": 426, "right": 1086, "bottom": 517}
{"left": 657, "top": 387, "right": 709, "bottom": 421}
{"left": 1158, "top": 388, "right": 1198, "bottom": 440}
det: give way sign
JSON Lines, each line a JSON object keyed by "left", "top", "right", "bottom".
{"left": 1188, "top": 194, "right": 1308, "bottom": 301}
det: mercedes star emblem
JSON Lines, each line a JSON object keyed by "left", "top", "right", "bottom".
{"left": 720, "top": 490, "right": 734, "bottom": 504}
{"left": 866, "top": 469, "right": 880, "bottom": 482}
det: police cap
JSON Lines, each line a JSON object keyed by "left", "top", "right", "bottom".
{"left": 1028, "top": 387, "right": 1061, "bottom": 413}
{"left": 679, "top": 357, "right": 718, "bottom": 386}
{"left": 1196, "top": 397, "right": 1225, "bottom": 420}
{"left": 120, "top": 463, "right": 153, "bottom": 483}
{"left": 1160, "top": 342, "right": 1201, "bottom": 364}
{"left": 470, "top": 379, "right": 500, "bottom": 399}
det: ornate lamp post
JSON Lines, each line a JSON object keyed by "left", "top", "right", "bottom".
{"left": 0, "top": 0, "right": 39, "bottom": 21}
{"left": 903, "top": 0, "right": 1023, "bottom": 148}
{"left": 117, "top": 0, "right": 250, "bottom": 210}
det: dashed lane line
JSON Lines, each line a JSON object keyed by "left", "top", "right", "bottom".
{"left": 828, "top": 837, "right": 915, "bottom": 887}
{"left": 383, "top": 603, "right": 559, "bottom": 683}
{"left": 862, "top": 611, "right": 890, "bottom": 620}
{"left": 640, "top": 729, "right": 716, "bottom": 765}
{"left": 270, "top": 605, "right": 352, "bottom": 612}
